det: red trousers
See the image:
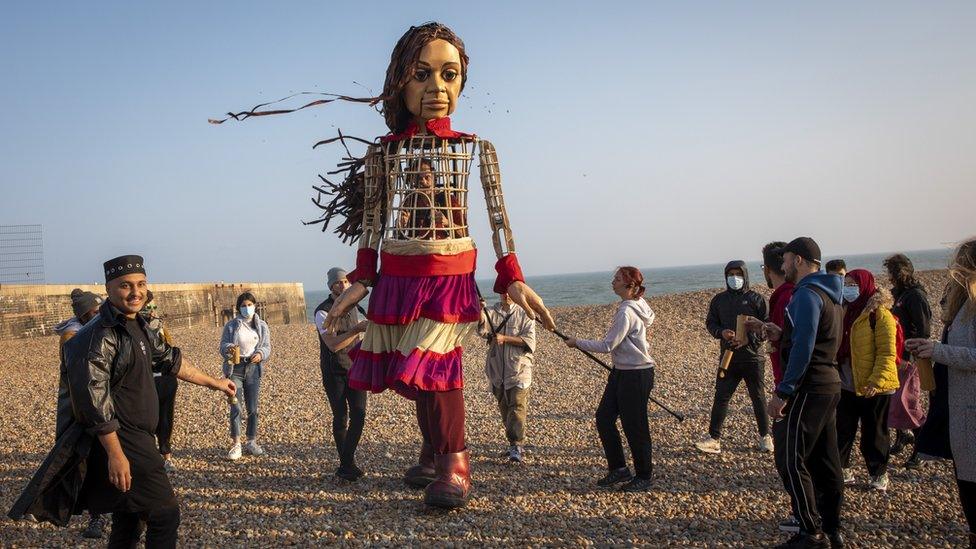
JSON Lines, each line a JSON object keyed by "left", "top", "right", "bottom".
{"left": 415, "top": 389, "right": 466, "bottom": 454}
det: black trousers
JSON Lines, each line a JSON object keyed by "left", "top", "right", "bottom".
{"left": 107, "top": 505, "right": 180, "bottom": 549}
{"left": 595, "top": 368, "right": 654, "bottom": 479}
{"left": 708, "top": 360, "right": 769, "bottom": 439}
{"left": 154, "top": 375, "right": 178, "bottom": 455}
{"left": 958, "top": 477, "right": 976, "bottom": 535}
{"left": 322, "top": 369, "right": 367, "bottom": 467}
{"left": 774, "top": 391, "right": 843, "bottom": 535}
{"left": 836, "top": 390, "right": 891, "bottom": 476}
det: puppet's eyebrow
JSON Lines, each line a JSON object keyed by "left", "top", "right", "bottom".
{"left": 416, "top": 60, "right": 461, "bottom": 69}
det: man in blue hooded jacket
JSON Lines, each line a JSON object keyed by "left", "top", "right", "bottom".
{"left": 764, "top": 237, "right": 845, "bottom": 549}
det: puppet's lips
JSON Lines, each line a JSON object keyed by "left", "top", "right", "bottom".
{"left": 424, "top": 101, "right": 449, "bottom": 109}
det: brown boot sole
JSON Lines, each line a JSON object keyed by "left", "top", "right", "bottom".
{"left": 404, "top": 475, "right": 436, "bottom": 489}
{"left": 424, "top": 492, "right": 469, "bottom": 509}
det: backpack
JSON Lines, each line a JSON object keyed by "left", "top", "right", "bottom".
{"left": 870, "top": 310, "right": 905, "bottom": 362}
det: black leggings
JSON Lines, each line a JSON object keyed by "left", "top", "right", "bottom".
{"left": 595, "top": 368, "right": 654, "bottom": 479}
{"left": 322, "top": 370, "right": 367, "bottom": 467}
{"left": 108, "top": 505, "right": 180, "bottom": 549}
{"left": 708, "top": 360, "right": 769, "bottom": 439}
{"left": 837, "top": 390, "right": 890, "bottom": 476}
{"left": 154, "top": 375, "right": 178, "bottom": 455}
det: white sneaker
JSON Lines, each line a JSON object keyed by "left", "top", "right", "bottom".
{"left": 842, "top": 468, "right": 855, "bottom": 484}
{"left": 244, "top": 440, "right": 265, "bottom": 456}
{"left": 759, "top": 435, "right": 774, "bottom": 452}
{"left": 226, "top": 443, "right": 242, "bottom": 461}
{"left": 163, "top": 459, "right": 176, "bottom": 473}
{"left": 869, "top": 473, "right": 889, "bottom": 491}
{"left": 695, "top": 436, "right": 722, "bottom": 454}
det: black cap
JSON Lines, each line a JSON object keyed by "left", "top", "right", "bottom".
{"left": 103, "top": 255, "right": 146, "bottom": 282}
{"left": 775, "top": 237, "right": 821, "bottom": 264}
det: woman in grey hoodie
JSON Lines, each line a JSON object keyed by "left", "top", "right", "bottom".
{"left": 566, "top": 267, "right": 656, "bottom": 492}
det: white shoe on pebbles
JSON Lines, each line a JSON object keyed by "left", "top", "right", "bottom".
{"left": 244, "top": 440, "right": 265, "bottom": 456}
{"left": 869, "top": 473, "right": 889, "bottom": 491}
{"left": 695, "top": 436, "right": 722, "bottom": 454}
{"left": 226, "top": 443, "right": 242, "bottom": 461}
{"left": 842, "top": 468, "right": 855, "bottom": 484}
{"left": 759, "top": 435, "right": 774, "bottom": 452}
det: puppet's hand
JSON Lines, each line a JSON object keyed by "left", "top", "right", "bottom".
{"left": 325, "top": 282, "right": 369, "bottom": 334}
{"left": 507, "top": 281, "right": 555, "bottom": 331}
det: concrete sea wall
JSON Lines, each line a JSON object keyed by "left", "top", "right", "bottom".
{"left": 0, "top": 282, "right": 306, "bottom": 340}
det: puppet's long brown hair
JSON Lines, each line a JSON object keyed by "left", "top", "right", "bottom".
{"left": 382, "top": 22, "right": 469, "bottom": 133}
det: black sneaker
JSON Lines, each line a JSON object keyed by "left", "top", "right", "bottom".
{"left": 778, "top": 517, "right": 801, "bottom": 533}
{"left": 82, "top": 514, "right": 105, "bottom": 539}
{"left": 334, "top": 464, "right": 363, "bottom": 482}
{"left": 596, "top": 467, "right": 633, "bottom": 487}
{"left": 620, "top": 477, "right": 652, "bottom": 492}
{"left": 774, "top": 532, "right": 829, "bottom": 549}
{"left": 826, "top": 530, "right": 845, "bottom": 548}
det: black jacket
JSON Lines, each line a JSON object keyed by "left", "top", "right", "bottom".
{"left": 705, "top": 261, "right": 768, "bottom": 363}
{"left": 891, "top": 284, "right": 932, "bottom": 346}
{"left": 8, "top": 300, "right": 182, "bottom": 526}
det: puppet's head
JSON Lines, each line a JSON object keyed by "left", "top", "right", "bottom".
{"left": 382, "top": 22, "right": 469, "bottom": 134}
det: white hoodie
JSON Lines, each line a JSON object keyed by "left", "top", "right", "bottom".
{"left": 576, "top": 299, "right": 656, "bottom": 370}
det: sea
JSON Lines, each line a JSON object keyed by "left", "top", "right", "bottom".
{"left": 304, "top": 248, "right": 952, "bottom": 321}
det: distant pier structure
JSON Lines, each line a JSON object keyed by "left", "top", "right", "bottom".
{"left": 0, "top": 224, "right": 45, "bottom": 284}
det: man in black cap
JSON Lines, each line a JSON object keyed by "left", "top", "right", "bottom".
{"left": 761, "top": 238, "right": 846, "bottom": 548}
{"left": 8, "top": 255, "right": 236, "bottom": 548}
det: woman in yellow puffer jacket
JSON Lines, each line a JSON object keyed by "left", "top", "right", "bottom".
{"left": 836, "top": 269, "right": 900, "bottom": 491}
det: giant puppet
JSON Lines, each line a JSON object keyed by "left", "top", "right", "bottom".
{"left": 213, "top": 22, "right": 555, "bottom": 509}
{"left": 322, "top": 23, "right": 555, "bottom": 510}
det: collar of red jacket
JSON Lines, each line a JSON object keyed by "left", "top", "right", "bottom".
{"left": 381, "top": 117, "right": 474, "bottom": 143}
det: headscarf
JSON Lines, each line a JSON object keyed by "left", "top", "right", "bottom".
{"left": 837, "top": 269, "right": 877, "bottom": 362}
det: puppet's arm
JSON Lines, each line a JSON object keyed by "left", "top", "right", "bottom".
{"left": 479, "top": 139, "right": 555, "bottom": 330}
{"left": 325, "top": 145, "right": 382, "bottom": 333}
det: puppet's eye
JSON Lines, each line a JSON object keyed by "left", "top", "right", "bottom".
{"left": 414, "top": 69, "right": 430, "bottom": 82}
{"left": 443, "top": 69, "right": 458, "bottom": 82}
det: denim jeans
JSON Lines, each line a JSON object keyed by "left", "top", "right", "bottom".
{"left": 229, "top": 362, "right": 262, "bottom": 440}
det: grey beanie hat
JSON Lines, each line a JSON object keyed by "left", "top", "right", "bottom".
{"left": 70, "top": 289, "right": 103, "bottom": 318}
{"left": 327, "top": 267, "right": 348, "bottom": 288}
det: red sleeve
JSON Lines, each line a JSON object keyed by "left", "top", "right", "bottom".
{"left": 493, "top": 254, "right": 525, "bottom": 294}
{"left": 347, "top": 248, "right": 378, "bottom": 286}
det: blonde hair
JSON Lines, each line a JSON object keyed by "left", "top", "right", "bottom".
{"left": 942, "top": 238, "right": 976, "bottom": 324}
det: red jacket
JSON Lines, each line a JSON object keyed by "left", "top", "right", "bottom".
{"left": 768, "top": 282, "right": 795, "bottom": 385}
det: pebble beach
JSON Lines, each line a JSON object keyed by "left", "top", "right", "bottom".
{"left": 0, "top": 270, "right": 967, "bottom": 547}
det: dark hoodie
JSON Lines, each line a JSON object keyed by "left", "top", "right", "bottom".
{"left": 776, "top": 272, "right": 844, "bottom": 398}
{"left": 705, "top": 261, "right": 768, "bottom": 364}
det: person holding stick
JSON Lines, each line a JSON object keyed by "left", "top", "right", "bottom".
{"left": 696, "top": 261, "right": 771, "bottom": 455}
{"left": 906, "top": 238, "right": 976, "bottom": 546}
{"left": 564, "top": 267, "right": 656, "bottom": 492}
{"left": 764, "top": 237, "right": 845, "bottom": 549}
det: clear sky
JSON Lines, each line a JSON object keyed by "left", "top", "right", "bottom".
{"left": 2, "top": 1, "right": 973, "bottom": 290}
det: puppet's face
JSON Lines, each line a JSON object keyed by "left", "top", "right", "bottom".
{"left": 404, "top": 39, "right": 463, "bottom": 126}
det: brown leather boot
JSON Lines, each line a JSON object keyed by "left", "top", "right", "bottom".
{"left": 423, "top": 449, "right": 471, "bottom": 509}
{"left": 403, "top": 443, "right": 436, "bottom": 488}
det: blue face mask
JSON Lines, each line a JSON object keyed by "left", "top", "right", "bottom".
{"left": 842, "top": 285, "right": 860, "bottom": 303}
{"left": 240, "top": 305, "right": 255, "bottom": 317}
{"left": 727, "top": 275, "right": 745, "bottom": 291}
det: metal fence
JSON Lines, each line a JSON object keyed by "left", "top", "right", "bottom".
{"left": 0, "top": 224, "right": 45, "bottom": 284}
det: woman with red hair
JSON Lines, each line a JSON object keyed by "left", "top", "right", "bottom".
{"left": 566, "top": 267, "right": 657, "bottom": 492}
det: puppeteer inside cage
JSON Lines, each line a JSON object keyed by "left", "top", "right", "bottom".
{"left": 381, "top": 135, "right": 472, "bottom": 242}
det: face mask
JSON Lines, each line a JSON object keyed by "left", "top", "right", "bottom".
{"left": 240, "top": 305, "right": 255, "bottom": 317}
{"left": 842, "top": 285, "right": 860, "bottom": 303}
{"left": 727, "top": 275, "right": 745, "bottom": 291}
